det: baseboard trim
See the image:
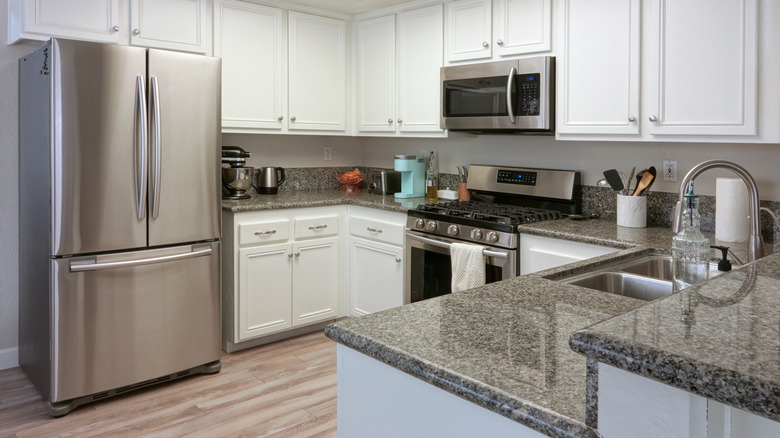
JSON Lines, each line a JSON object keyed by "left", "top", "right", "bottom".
{"left": 0, "top": 347, "right": 19, "bottom": 370}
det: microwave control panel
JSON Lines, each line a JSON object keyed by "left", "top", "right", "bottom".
{"left": 497, "top": 170, "right": 537, "bottom": 186}
{"left": 518, "top": 73, "right": 540, "bottom": 116}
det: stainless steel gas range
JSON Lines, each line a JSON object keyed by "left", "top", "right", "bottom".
{"left": 405, "top": 164, "right": 580, "bottom": 303}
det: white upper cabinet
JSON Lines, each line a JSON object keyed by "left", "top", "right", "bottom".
{"left": 493, "top": 0, "right": 551, "bottom": 57}
{"left": 396, "top": 5, "right": 444, "bottom": 133}
{"left": 9, "top": 0, "right": 210, "bottom": 54}
{"left": 556, "top": 0, "right": 640, "bottom": 135}
{"left": 9, "top": 0, "right": 120, "bottom": 44}
{"left": 356, "top": 15, "right": 396, "bottom": 132}
{"left": 129, "top": 0, "right": 209, "bottom": 54}
{"left": 557, "top": 0, "right": 773, "bottom": 142}
{"left": 214, "top": 0, "right": 284, "bottom": 131}
{"left": 288, "top": 12, "right": 346, "bottom": 131}
{"left": 445, "top": 0, "right": 492, "bottom": 62}
{"left": 646, "top": 0, "right": 757, "bottom": 136}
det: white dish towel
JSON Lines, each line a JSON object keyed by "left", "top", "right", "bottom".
{"left": 450, "top": 242, "right": 486, "bottom": 292}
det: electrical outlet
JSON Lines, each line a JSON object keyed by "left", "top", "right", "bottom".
{"left": 663, "top": 160, "right": 677, "bottom": 182}
{"left": 324, "top": 146, "right": 332, "bottom": 161}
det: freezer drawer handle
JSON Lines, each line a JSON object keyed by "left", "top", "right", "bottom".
{"left": 69, "top": 247, "right": 213, "bottom": 272}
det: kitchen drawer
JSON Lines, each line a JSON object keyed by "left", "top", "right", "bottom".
{"left": 239, "top": 220, "right": 290, "bottom": 245}
{"left": 350, "top": 216, "right": 404, "bottom": 246}
{"left": 294, "top": 216, "right": 339, "bottom": 239}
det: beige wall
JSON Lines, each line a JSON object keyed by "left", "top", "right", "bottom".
{"left": 0, "top": 0, "right": 42, "bottom": 366}
{"left": 222, "top": 133, "right": 362, "bottom": 169}
{"left": 361, "top": 136, "right": 780, "bottom": 200}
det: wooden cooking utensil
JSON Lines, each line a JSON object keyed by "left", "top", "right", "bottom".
{"left": 632, "top": 169, "right": 655, "bottom": 196}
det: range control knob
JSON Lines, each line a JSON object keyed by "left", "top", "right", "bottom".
{"left": 426, "top": 221, "right": 438, "bottom": 232}
{"left": 470, "top": 229, "right": 483, "bottom": 240}
{"left": 486, "top": 231, "right": 499, "bottom": 243}
{"left": 447, "top": 225, "right": 459, "bottom": 236}
{"left": 414, "top": 219, "right": 425, "bottom": 229}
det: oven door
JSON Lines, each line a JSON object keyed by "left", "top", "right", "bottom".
{"left": 405, "top": 231, "right": 516, "bottom": 304}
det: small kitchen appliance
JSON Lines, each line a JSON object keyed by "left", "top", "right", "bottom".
{"left": 405, "top": 164, "right": 580, "bottom": 303}
{"left": 255, "top": 166, "right": 286, "bottom": 194}
{"left": 440, "top": 56, "right": 555, "bottom": 133}
{"left": 393, "top": 155, "right": 426, "bottom": 199}
{"left": 366, "top": 170, "right": 402, "bottom": 195}
{"left": 222, "top": 146, "right": 253, "bottom": 200}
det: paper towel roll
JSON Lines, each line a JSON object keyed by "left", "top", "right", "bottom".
{"left": 716, "top": 177, "right": 749, "bottom": 242}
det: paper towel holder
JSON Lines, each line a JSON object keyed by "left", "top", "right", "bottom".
{"left": 672, "top": 160, "right": 764, "bottom": 263}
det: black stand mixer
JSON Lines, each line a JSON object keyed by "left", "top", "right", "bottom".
{"left": 221, "top": 146, "right": 253, "bottom": 200}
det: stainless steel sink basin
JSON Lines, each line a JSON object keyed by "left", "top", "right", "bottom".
{"left": 559, "top": 254, "right": 728, "bottom": 301}
{"left": 566, "top": 272, "right": 674, "bottom": 301}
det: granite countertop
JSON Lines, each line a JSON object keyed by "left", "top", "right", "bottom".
{"left": 221, "top": 189, "right": 423, "bottom": 214}
{"left": 325, "top": 276, "right": 645, "bottom": 438}
{"left": 570, "top": 252, "right": 780, "bottom": 422}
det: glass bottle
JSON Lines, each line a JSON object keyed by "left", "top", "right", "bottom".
{"left": 425, "top": 151, "right": 438, "bottom": 203}
{"left": 672, "top": 185, "right": 710, "bottom": 292}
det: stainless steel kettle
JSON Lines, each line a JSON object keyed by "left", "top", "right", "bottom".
{"left": 255, "top": 167, "right": 285, "bottom": 194}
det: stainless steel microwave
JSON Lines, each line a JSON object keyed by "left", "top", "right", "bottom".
{"left": 440, "top": 57, "right": 555, "bottom": 134}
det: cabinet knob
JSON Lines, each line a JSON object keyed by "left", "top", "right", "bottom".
{"left": 132, "top": 29, "right": 140, "bottom": 35}
{"left": 388, "top": 118, "right": 393, "bottom": 124}
{"left": 112, "top": 26, "right": 120, "bottom": 32}
{"left": 294, "top": 251, "right": 301, "bottom": 257}
{"left": 291, "top": 116, "right": 296, "bottom": 122}
{"left": 496, "top": 39, "right": 504, "bottom": 46}
{"left": 395, "top": 257, "right": 402, "bottom": 263}
{"left": 397, "top": 118, "right": 402, "bottom": 124}
{"left": 482, "top": 41, "right": 489, "bottom": 48}
{"left": 288, "top": 253, "right": 293, "bottom": 258}
{"left": 628, "top": 115, "right": 637, "bottom": 122}
{"left": 649, "top": 115, "right": 657, "bottom": 122}
{"left": 278, "top": 116, "right": 284, "bottom": 121}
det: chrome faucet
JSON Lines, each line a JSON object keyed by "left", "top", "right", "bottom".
{"left": 672, "top": 160, "right": 765, "bottom": 263}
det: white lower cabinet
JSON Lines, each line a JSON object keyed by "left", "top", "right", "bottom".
{"left": 349, "top": 237, "right": 404, "bottom": 316}
{"left": 519, "top": 234, "right": 618, "bottom": 275}
{"left": 347, "top": 207, "right": 406, "bottom": 317}
{"left": 223, "top": 207, "right": 346, "bottom": 349}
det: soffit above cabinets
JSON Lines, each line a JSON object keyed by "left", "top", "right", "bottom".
{"left": 285, "top": 0, "right": 414, "bottom": 15}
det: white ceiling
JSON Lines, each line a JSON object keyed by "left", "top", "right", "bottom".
{"left": 285, "top": 0, "right": 414, "bottom": 15}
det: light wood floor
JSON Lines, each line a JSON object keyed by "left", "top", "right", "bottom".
{"left": 0, "top": 331, "right": 337, "bottom": 438}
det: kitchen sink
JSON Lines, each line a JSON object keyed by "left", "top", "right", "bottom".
{"left": 559, "top": 254, "right": 728, "bottom": 301}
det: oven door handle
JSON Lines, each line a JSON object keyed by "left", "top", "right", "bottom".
{"left": 406, "top": 233, "right": 509, "bottom": 259}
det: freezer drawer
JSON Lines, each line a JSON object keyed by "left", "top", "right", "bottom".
{"left": 50, "top": 242, "right": 220, "bottom": 403}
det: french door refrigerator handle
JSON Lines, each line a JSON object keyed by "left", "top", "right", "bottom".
{"left": 69, "top": 247, "right": 213, "bottom": 272}
{"left": 406, "top": 233, "right": 509, "bottom": 259}
{"left": 506, "top": 67, "right": 517, "bottom": 124}
{"left": 149, "top": 76, "right": 161, "bottom": 219}
{"left": 134, "top": 75, "right": 148, "bottom": 220}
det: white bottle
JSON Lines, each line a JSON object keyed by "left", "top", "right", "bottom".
{"left": 672, "top": 185, "right": 710, "bottom": 292}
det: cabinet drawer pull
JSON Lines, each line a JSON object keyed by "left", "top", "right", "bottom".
{"left": 254, "top": 230, "right": 277, "bottom": 236}
{"left": 307, "top": 224, "right": 328, "bottom": 230}
{"left": 366, "top": 227, "right": 383, "bottom": 233}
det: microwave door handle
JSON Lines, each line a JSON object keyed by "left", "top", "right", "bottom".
{"left": 406, "top": 233, "right": 508, "bottom": 259}
{"left": 506, "top": 67, "right": 517, "bottom": 124}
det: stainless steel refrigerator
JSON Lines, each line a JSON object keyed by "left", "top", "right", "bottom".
{"left": 18, "top": 38, "right": 222, "bottom": 417}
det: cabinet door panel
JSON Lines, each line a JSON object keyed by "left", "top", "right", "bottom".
{"left": 356, "top": 15, "right": 396, "bottom": 132}
{"left": 292, "top": 238, "right": 339, "bottom": 325}
{"left": 397, "top": 5, "right": 443, "bottom": 133}
{"left": 130, "top": 0, "right": 208, "bottom": 54}
{"left": 557, "top": 0, "right": 640, "bottom": 134}
{"left": 239, "top": 243, "right": 292, "bottom": 340}
{"left": 349, "top": 237, "right": 403, "bottom": 317}
{"left": 20, "top": 0, "right": 120, "bottom": 43}
{"left": 648, "top": 0, "right": 757, "bottom": 136}
{"left": 494, "top": 0, "right": 551, "bottom": 56}
{"left": 215, "top": 0, "right": 284, "bottom": 131}
{"left": 445, "top": 0, "right": 492, "bottom": 62}
{"left": 288, "top": 12, "right": 346, "bottom": 131}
